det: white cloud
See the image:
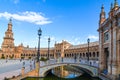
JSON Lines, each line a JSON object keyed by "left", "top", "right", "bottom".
{"left": 0, "top": 11, "right": 52, "bottom": 25}
{"left": 61, "top": 37, "right": 81, "bottom": 45}
{"left": 87, "top": 35, "right": 99, "bottom": 40}
{"left": 65, "top": 35, "right": 99, "bottom": 45}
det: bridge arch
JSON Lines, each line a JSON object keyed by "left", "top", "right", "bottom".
{"left": 39, "top": 63, "right": 98, "bottom": 77}
{"left": 39, "top": 64, "right": 68, "bottom": 77}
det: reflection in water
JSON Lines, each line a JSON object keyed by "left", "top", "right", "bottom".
{"left": 22, "top": 72, "right": 101, "bottom": 80}
{"left": 52, "top": 65, "right": 83, "bottom": 78}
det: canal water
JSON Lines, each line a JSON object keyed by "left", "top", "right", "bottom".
{"left": 22, "top": 72, "right": 101, "bottom": 80}
{"left": 22, "top": 65, "right": 101, "bottom": 80}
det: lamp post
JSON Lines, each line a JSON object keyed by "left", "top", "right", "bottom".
{"left": 87, "top": 38, "right": 90, "bottom": 64}
{"left": 37, "top": 28, "right": 42, "bottom": 62}
{"left": 48, "top": 37, "right": 50, "bottom": 60}
{"left": 35, "top": 28, "right": 42, "bottom": 77}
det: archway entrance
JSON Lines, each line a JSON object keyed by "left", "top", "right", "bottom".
{"left": 104, "top": 48, "right": 109, "bottom": 71}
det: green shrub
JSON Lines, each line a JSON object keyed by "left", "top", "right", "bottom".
{"left": 40, "top": 57, "right": 48, "bottom": 61}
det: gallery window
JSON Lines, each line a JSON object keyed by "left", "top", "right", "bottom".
{"left": 104, "top": 32, "right": 109, "bottom": 42}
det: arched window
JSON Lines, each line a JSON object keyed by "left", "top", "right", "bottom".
{"left": 69, "top": 54, "right": 71, "bottom": 57}
{"left": 89, "top": 52, "right": 91, "bottom": 57}
{"left": 93, "top": 52, "right": 95, "bottom": 57}
{"left": 65, "top": 54, "right": 66, "bottom": 57}
{"left": 83, "top": 53, "right": 85, "bottom": 57}
{"left": 97, "top": 52, "right": 99, "bottom": 57}
{"left": 80, "top": 53, "right": 82, "bottom": 57}
{"left": 86, "top": 53, "right": 88, "bottom": 57}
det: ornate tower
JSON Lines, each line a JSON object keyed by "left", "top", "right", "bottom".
{"left": 1, "top": 19, "right": 15, "bottom": 58}
{"left": 109, "top": 3, "right": 113, "bottom": 18}
{"left": 114, "top": 0, "right": 119, "bottom": 10}
{"left": 98, "top": 0, "right": 120, "bottom": 79}
{"left": 99, "top": 5, "right": 106, "bottom": 25}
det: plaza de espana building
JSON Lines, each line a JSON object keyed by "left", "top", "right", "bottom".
{"left": 0, "top": 0, "right": 120, "bottom": 79}
{"left": 0, "top": 19, "right": 99, "bottom": 61}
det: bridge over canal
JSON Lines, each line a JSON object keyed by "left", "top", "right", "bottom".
{"left": 10, "top": 58, "right": 99, "bottom": 80}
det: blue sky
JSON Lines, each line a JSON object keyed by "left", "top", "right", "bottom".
{"left": 0, "top": 0, "right": 117, "bottom": 48}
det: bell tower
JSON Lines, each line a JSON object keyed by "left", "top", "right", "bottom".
{"left": 1, "top": 19, "right": 14, "bottom": 58}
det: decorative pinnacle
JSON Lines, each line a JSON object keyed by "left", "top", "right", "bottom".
{"left": 9, "top": 17, "right": 12, "bottom": 24}
{"left": 101, "top": 4, "right": 104, "bottom": 12}
{"left": 114, "top": 0, "right": 119, "bottom": 7}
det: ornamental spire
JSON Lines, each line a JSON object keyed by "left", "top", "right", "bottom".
{"left": 99, "top": 4, "right": 106, "bottom": 25}
{"left": 8, "top": 17, "right": 12, "bottom": 24}
{"left": 101, "top": 4, "right": 104, "bottom": 13}
{"left": 114, "top": 0, "right": 119, "bottom": 7}
{"left": 110, "top": 3, "right": 113, "bottom": 10}
{"left": 8, "top": 18, "right": 12, "bottom": 31}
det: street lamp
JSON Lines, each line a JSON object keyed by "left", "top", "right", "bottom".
{"left": 48, "top": 37, "right": 50, "bottom": 60}
{"left": 37, "top": 28, "right": 42, "bottom": 62}
{"left": 87, "top": 38, "right": 90, "bottom": 63}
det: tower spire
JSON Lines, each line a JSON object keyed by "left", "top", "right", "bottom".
{"left": 99, "top": 4, "right": 106, "bottom": 25}
{"left": 8, "top": 17, "right": 12, "bottom": 24}
{"left": 8, "top": 18, "right": 12, "bottom": 31}
{"left": 110, "top": 3, "right": 113, "bottom": 10}
{"left": 109, "top": 3, "right": 114, "bottom": 18}
{"left": 101, "top": 4, "right": 104, "bottom": 13}
{"left": 114, "top": 0, "right": 119, "bottom": 7}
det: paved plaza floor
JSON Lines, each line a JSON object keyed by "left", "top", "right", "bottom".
{"left": 0, "top": 59, "right": 33, "bottom": 80}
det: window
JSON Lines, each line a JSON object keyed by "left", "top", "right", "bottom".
{"left": 83, "top": 53, "right": 85, "bottom": 57}
{"left": 104, "top": 32, "right": 109, "bottom": 42}
{"left": 97, "top": 52, "right": 99, "bottom": 57}
{"left": 89, "top": 52, "right": 91, "bottom": 57}
{"left": 93, "top": 52, "right": 95, "bottom": 57}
